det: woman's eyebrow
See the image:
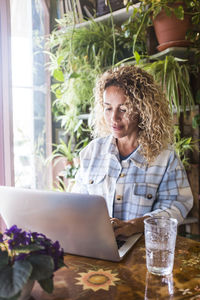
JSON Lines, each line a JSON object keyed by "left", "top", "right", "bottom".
{"left": 103, "top": 102, "right": 125, "bottom": 106}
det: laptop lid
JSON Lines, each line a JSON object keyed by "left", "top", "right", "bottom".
{"left": 0, "top": 186, "right": 142, "bottom": 261}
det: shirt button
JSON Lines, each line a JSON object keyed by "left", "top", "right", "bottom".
{"left": 120, "top": 173, "right": 125, "bottom": 177}
{"left": 89, "top": 179, "right": 94, "bottom": 184}
{"left": 116, "top": 195, "right": 123, "bottom": 201}
{"left": 147, "top": 194, "right": 152, "bottom": 199}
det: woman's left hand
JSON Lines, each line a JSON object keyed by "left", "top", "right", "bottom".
{"left": 110, "top": 216, "right": 148, "bottom": 237}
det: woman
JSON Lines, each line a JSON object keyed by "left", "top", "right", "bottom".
{"left": 72, "top": 65, "right": 193, "bottom": 237}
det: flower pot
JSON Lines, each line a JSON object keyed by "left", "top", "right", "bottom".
{"left": 152, "top": 3, "right": 192, "bottom": 51}
{"left": 19, "top": 280, "right": 35, "bottom": 300}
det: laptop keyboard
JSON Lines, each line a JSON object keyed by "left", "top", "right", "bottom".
{"left": 116, "top": 238, "right": 126, "bottom": 249}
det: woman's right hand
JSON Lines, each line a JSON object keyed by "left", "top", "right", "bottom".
{"left": 110, "top": 216, "right": 147, "bottom": 237}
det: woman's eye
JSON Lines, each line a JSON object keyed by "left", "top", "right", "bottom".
{"left": 119, "top": 108, "right": 126, "bottom": 113}
{"left": 104, "top": 107, "right": 111, "bottom": 111}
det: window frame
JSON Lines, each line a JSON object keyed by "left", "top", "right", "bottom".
{"left": 0, "top": 0, "right": 14, "bottom": 186}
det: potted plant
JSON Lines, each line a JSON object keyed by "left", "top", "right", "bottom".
{"left": 0, "top": 225, "right": 65, "bottom": 300}
{"left": 47, "top": 137, "right": 80, "bottom": 191}
{"left": 142, "top": 55, "right": 195, "bottom": 115}
{"left": 173, "top": 125, "right": 199, "bottom": 168}
{"left": 125, "top": 0, "right": 200, "bottom": 52}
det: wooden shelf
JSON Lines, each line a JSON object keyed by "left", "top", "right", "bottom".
{"left": 150, "top": 47, "right": 198, "bottom": 60}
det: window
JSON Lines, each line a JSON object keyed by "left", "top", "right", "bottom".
{"left": 10, "top": 0, "right": 52, "bottom": 189}
{"left": 0, "top": 0, "right": 52, "bottom": 189}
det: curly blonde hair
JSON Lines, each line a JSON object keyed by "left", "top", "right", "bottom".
{"left": 92, "top": 65, "right": 174, "bottom": 163}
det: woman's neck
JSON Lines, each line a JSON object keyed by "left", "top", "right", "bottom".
{"left": 116, "top": 137, "right": 138, "bottom": 157}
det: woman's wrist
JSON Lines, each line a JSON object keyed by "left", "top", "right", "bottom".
{"left": 128, "top": 216, "right": 149, "bottom": 233}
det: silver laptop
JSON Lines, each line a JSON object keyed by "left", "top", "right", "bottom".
{"left": 0, "top": 186, "right": 142, "bottom": 262}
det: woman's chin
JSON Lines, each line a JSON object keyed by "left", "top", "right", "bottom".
{"left": 111, "top": 131, "right": 125, "bottom": 139}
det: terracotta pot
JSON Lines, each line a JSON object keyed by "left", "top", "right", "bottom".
{"left": 152, "top": 3, "right": 192, "bottom": 51}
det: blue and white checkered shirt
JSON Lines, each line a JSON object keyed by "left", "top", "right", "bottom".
{"left": 73, "top": 135, "right": 193, "bottom": 223}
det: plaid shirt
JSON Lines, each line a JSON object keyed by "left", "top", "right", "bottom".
{"left": 73, "top": 135, "right": 193, "bottom": 223}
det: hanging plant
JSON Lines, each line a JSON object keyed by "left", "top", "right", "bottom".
{"left": 142, "top": 55, "right": 195, "bottom": 115}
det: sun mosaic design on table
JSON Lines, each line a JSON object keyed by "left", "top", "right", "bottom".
{"left": 75, "top": 268, "right": 120, "bottom": 292}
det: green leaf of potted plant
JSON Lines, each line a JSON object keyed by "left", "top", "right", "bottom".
{"left": 142, "top": 55, "right": 195, "bottom": 115}
{"left": 173, "top": 125, "right": 199, "bottom": 168}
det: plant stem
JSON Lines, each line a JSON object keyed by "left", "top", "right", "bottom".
{"left": 107, "top": 0, "right": 116, "bottom": 67}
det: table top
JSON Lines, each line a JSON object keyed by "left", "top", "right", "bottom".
{"left": 31, "top": 235, "right": 200, "bottom": 300}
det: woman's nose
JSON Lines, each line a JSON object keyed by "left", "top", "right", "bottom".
{"left": 111, "top": 110, "right": 120, "bottom": 122}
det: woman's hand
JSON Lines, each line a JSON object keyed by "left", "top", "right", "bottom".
{"left": 110, "top": 216, "right": 149, "bottom": 237}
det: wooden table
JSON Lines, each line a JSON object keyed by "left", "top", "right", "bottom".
{"left": 31, "top": 235, "right": 200, "bottom": 300}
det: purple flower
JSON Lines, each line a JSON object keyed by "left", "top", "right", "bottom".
{"left": 2, "top": 225, "right": 64, "bottom": 270}
{"left": 5, "top": 225, "right": 22, "bottom": 237}
{"left": 50, "top": 241, "right": 64, "bottom": 270}
{"left": 4, "top": 226, "right": 33, "bottom": 250}
{"left": 0, "top": 233, "right": 3, "bottom": 243}
{"left": 8, "top": 239, "right": 18, "bottom": 250}
{"left": 29, "top": 238, "right": 64, "bottom": 270}
{"left": 31, "top": 232, "right": 47, "bottom": 240}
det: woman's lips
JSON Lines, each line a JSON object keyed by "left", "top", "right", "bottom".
{"left": 112, "top": 125, "right": 123, "bottom": 131}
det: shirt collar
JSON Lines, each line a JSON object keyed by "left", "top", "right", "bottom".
{"left": 104, "top": 135, "right": 118, "bottom": 156}
{"left": 129, "top": 148, "right": 147, "bottom": 169}
{"left": 105, "top": 135, "right": 147, "bottom": 169}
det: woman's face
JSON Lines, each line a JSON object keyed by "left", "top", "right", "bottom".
{"left": 103, "top": 85, "right": 139, "bottom": 140}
